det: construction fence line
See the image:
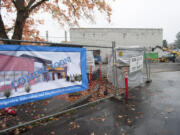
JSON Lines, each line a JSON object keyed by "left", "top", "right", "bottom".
{"left": 0, "top": 38, "right": 113, "bottom": 48}
{"left": 0, "top": 39, "right": 119, "bottom": 134}
{"left": 0, "top": 38, "right": 151, "bottom": 134}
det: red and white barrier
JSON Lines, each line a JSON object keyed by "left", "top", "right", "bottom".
{"left": 89, "top": 65, "right": 92, "bottom": 86}
{"left": 99, "top": 63, "right": 102, "bottom": 82}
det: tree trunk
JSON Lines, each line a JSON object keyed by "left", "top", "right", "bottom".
{"left": 11, "top": 8, "right": 29, "bottom": 45}
{"left": 0, "top": 14, "right": 10, "bottom": 44}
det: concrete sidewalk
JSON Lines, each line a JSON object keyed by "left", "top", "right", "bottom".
{"left": 21, "top": 71, "right": 180, "bottom": 135}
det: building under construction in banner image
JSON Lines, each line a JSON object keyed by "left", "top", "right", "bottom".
{"left": 0, "top": 54, "right": 67, "bottom": 92}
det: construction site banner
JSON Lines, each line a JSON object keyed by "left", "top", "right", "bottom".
{"left": 0, "top": 44, "right": 88, "bottom": 109}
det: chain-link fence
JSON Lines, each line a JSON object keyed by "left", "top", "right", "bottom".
{"left": 0, "top": 39, "right": 118, "bottom": 134}
{"left": 0, "top": 39, "right": 151, "bottom": 134}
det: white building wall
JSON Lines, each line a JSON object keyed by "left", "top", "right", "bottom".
{"left": 70, "top": 28, "right": 163, "bottom": 62}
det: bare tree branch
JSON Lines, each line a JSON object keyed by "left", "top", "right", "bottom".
{"left": 26, "top": 0, "right": 35, "bottom": 9}
{"left": 5, "top": 26, "right": 15, "bottom": 33}
{"left": 11, "top": 0, "right": 17, "bottom": 9}
{"left": 70, "top": 2, "right": 76, "bottom": 16}
{"left": 29, "top": 0, "right": 48, "bottom": 12}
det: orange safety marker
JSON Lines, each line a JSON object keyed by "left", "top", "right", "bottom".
{"left": 124, "top": 67, "right": 129, "bottom": 99}
{"left": 99, "top": 63, "right": 102, "bottom": 82}
{"left": 89, "top": 65, "right": 92, "bottom": 86}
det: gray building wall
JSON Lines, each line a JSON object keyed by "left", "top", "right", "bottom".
{"left": 70, "top": 28, "right": 163, "bottom": 62}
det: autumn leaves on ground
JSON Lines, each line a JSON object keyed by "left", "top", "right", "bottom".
{"left": 0, "top": 76, "right": 123, "bottom": 133}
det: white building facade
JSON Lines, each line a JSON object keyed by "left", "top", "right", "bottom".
{"left": 70, "top": 28, "right": 163, "bottom": 62}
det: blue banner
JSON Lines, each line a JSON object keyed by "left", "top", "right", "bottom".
{"left": 0, "top": 44, "right": 88, "bottom": 109}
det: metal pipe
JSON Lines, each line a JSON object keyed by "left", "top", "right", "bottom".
{"left": 112, "top": 41, "right": 118, "bottom": 95}
{"left": 114, "top": 43, "right": 118, "bottom": 96}
{"left": 0, "top": 95, "right": 114, "bottom": 134}
{"left": 112, "top": 41, "right": 115, "bottom": 92}
{"left": 144, "top": 47, "right": 149, "bottom": 80}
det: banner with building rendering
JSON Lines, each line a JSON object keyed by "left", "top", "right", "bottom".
{"left": 0, "top": 44, "right": 88, "bottom": 109}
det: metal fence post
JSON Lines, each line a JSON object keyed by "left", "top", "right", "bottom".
{"left": 144, "top": 47, "right": 149, "bottom": 81}
{"left": 112, "top": 41, "right": 117, "bottom": 95}
{"left": 144, "top": 47, "right": 152, "bottom": 83}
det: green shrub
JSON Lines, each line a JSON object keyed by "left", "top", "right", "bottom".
{"left": 4, "top": 90, "right": 11, "bottom": 98}
{"left": 25, "top": 85, "right": 31, "bottom": 93}
{"left": 77, "top": 75, "right": 82, "bottom": 82}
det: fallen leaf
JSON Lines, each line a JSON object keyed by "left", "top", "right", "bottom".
{"left": 90, "top": 117, "right": 94, "bottom": 121}
{"left": 69, "top": 122, "right": 74, "bottom": 125}
{"left": 72, "top": 123, "right": 77, "bottom": 129}
{"left": 18, "top": 122, "right": 23, "bottom": 125}
{"left": 90, "top": 132, "right": 95, "bottom": 135}
{"left": 2, "top": 123, "right": 6, "bottom": 128}
{"left": 50, "top": 117, "right": 54, "bottom": 120}
{"left": 127, "top": 119, "right": 131, "bottom": 124}
{"left": 14, "top": 128, "right": 20, "bottom": 135}
{"left": 69, "top": 122, "right": 78, "bottom": 129}
{"left": 77, "top": 124, "right": 80, "bottom": 128}
{"left": 120, "top": 128, "right": 124, "bottom": 132}
{"left": 28, "top": 125, "right": 33, "bottom": 129}
{"left": 44, "top": 101, "right": 49, "bottom": 106}
{"left": 118, "top": 115, "right": 123, "bottom": 119}
{"left": 168, "top": 108, "right": 173, "bottom": 113}
{"left": 98, "top": 117, "right": 105, "bottom": 122}
{"left": 50, "top": 131, "right": 55, "bottom": 135}
{"left": 55, "top": 118, "right": 59, "bottom": 121}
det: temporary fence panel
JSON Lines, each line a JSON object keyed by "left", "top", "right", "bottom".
{"left": 0, "top": 44, "right": 88, "bottom": 109}
{"left": 0, "top": 39, "right": 117, "bottom": 134}
{"left": 107, "top": 46, "right": 144, "bottom": 89}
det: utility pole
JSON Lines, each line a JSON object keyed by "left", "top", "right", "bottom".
{"left": 65, "top": 31, "right": 67, "bottom": 42}
{"left": 46, "top": 31, "right": 48, "bottom": 42}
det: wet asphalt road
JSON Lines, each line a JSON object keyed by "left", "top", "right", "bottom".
{"left": 23, "top": 64, "right": 180, "bottom": 135}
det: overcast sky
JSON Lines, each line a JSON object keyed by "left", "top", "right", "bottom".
{"left": 39, "top": 0, "right": 180, "bottom": 43}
